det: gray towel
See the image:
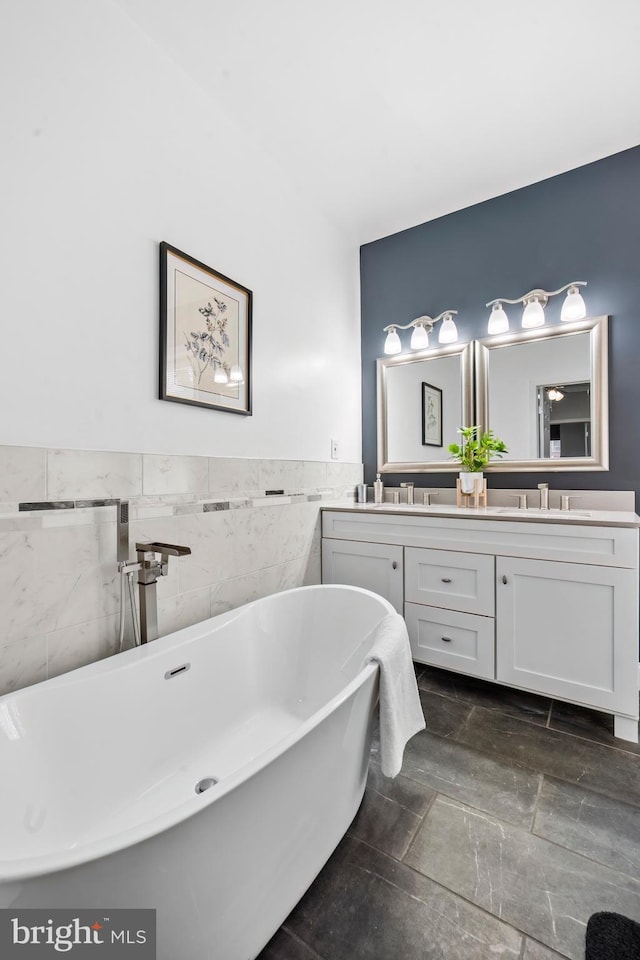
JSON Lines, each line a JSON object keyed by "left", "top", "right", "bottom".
{"left": 369, "top": 613, "right": 425, "bottom": 777}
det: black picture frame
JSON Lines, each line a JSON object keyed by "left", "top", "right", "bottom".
{"left": 159, "top": 241, "right": 252, "bottom": 415}
{"left": 422, "top": 381, "right": 443, "bottom": 446}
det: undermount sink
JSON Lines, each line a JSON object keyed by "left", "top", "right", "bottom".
{"left": 370, "top": 502, "right": 443, "bottom": 510}
{"left": 367, "top": 504, "right": 593, "bottom": 519}
{"left": 495, "top": 508, "right": 592, "bottom": 518}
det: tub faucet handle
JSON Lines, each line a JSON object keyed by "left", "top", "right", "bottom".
{"left": 423, "top": 491, "right": 439, "bottom": 506}
{"left": 135, "top": 541, "right": 191, "bottom": 578}
{"left": 136, "top": 541, "right": 191, "bottom": 558}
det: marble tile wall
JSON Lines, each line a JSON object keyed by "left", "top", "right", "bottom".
{"left": 0, "top": 445, "right": 362, "bottom": 696}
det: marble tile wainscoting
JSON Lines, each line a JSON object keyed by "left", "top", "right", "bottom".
{"left": 0, "top": 445, "right": 362, "bottom": 696}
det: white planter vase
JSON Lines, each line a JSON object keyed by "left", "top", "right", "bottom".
{"left": 460, "top": 471, "right": 483, "bottom": 494}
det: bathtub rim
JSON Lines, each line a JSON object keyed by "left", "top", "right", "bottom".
{"left": 0, "top": 584, "right": 393, "bottom": 883}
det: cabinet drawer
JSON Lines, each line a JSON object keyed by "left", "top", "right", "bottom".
{"left": 405, "top": 547, "right": 495, "bottom": 615}
{"left": 405, "top": 602, "right": 495, "bottom": 679}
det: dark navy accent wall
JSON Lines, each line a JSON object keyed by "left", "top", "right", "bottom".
{"left": 360, "top": 145, "right": 640, "bottom": 503}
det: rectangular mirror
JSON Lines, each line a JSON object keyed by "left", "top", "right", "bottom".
{"left": 377, "top": 343, "right": 474, "bottom": 472}
{"left": 475, "top": 315, "right": 608, "bottom": 472}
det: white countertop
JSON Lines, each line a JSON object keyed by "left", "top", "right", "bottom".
{"left": 324, "top": 502, "right": 640, "bottom": 528}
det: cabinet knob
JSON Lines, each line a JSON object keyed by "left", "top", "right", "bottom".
{"left": 441, "top": 636, "right": 452, "bottom": 643}
{"left": 392, "top": 561, "right": 398, "bottom": 570}
{"left": 441, "top": 577, "right": 452, "bottom": 583}
{"left": 502, "top": 574, "right": 508, "bottom": 584}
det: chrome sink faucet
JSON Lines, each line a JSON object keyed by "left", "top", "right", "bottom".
{"left": 538, "top": 483, "right": 550, "bottom": 510}
{"left": 400, "top": 482, "right": 415, "bottom": 505}
{"left": 135, "top": 542, "right": 191, "bottom": 644}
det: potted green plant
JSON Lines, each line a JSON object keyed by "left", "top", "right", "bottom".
{"left": 448, "top": 425, "right": 508, "bottom": 493}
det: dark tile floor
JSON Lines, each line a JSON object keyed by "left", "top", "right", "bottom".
{"left": 257, "top": 665, "right": 640, "bottom": 960}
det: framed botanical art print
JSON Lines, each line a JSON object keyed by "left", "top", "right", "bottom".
{"left": 421, "top": 381, "right": 443, "bottom": 446}
{"left": 159, "top": 242, "right": 252, "bottom": 415}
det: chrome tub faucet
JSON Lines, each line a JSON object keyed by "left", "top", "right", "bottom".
{"left": 135, "top": 542, "right": 191, "bottom": 644}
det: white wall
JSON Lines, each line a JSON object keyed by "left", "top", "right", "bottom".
{"left": 0, "top": 0, "right": 361, "bottom": 461}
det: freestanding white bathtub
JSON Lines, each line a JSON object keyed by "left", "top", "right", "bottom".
{"left": 0, "top": 584, "right": 395, "bottom": 960}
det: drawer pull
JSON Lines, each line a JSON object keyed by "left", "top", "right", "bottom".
{"left": 441, "top": 636, "right": 452, "bottom": 643}
{"left": 502, "top": 574, "right": 508, "bottom": 584}
{"left": 441, "top": 577, "right": 452, "bottom": 583}
{"left": 392, "top": 561, "right": 398, "bottom": 570}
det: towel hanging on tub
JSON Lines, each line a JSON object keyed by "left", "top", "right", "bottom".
{"left": 368, "top": 613, "right": 425, "bottom": 777}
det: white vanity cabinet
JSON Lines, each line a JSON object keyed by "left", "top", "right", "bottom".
{"left": 321, "top": 508, "right": 640, "bottom": 741}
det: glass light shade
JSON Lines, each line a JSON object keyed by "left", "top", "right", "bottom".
{"left": 410, "top": 323, "right": 429, "bottom": 349}
{"left": 229, "top": 364, "right": 244, "bottom": 383}
{"left": 384, "top": 328, "right": 402, "bottom": 355}
{"left": 522, "top": 298, "right": 545, "bottom": 328}
{"left": 487, "top": 303, "right": 509, "bottom": 335}
{"left": 561, "top": 288, "right": 587, "bottom": 322}
{"left": 438, "top": 314, "right": 458, "bottom": 343}
{"left": 214, "top": 366, "right": 229, "bottom": 384}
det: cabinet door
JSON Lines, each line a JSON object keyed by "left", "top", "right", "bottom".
{"left": 321, "top": 538, "right": 403, "bottom": 613}
{"left": 496, "top": 556, "right": 638, "bottom": 713}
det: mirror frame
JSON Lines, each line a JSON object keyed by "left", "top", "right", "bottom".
{"left": 376, "top": 342, "right": 475, "bottom": 473}
{"left": 474, "top": 315, "right": 609, "bottom": 472}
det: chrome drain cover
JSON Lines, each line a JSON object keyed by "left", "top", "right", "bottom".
{"left": 195, "top": 777, "right": 218, "bottom": 795}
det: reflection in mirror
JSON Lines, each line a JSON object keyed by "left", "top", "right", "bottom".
{"left": 377, "top": 343, "right": 474, "bottom": 472}
{"left": 475, "top": 315, "right": 608, "bottom": 472}
{"left": 539, "top": 381, "right": 591, "bottom": 458}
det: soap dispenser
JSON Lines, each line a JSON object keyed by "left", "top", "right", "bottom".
{"left": 373, "top": 473, "right": 384, "bottom": 504}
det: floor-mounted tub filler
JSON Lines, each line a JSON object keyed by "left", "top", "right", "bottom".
{"left": 0, "top": 585, "right": 406, "bottom": 960}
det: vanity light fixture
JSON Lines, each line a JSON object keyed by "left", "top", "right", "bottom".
{"left": 438, "top": 312, "right": 459, "bottom": 344}
{"left": 410, "top": 321, "right": 430, "bottom": 350}
{"left": 383, "top": 311, "right": 459, "bottom": 355}
{"left": 383, "top": 326, "right": 402, "bottom": 355}
{"left": 487, "top": 302, "right": 510, "bottom": 335}
{"left": 522, "top": 297, "right": 546, "bottom": 329}
{"left": 486, "top": 282, "right": 587, "bottom": 334}
{"left": 560, "top": 285, "right": 588, "bottom": 322}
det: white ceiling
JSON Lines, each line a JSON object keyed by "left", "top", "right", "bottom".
{"left": 115, "top": 0, "right": 640, "bottom": 244}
